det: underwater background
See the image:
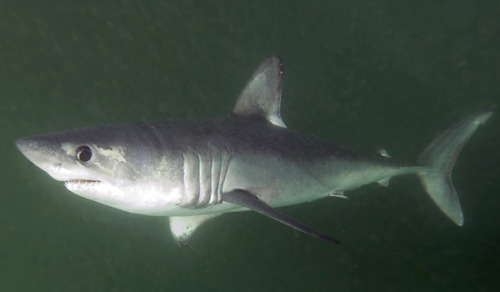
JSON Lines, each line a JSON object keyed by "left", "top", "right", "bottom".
{"left": 1, "top": 0, "right": 499, "bottom": 291}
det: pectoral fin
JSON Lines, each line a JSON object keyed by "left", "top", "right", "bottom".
{"left": 169, "top": 214, "right": 219, "bottom": 244}
{"left": 223, "top": 189, "right": 340, "bottom": 244}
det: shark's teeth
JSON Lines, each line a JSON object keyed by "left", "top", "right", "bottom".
{"left": 64, "top": 179, "right": 101, "bottom": 184}
{"left": 64, "top": 180, "right": 102, "bottom": 192}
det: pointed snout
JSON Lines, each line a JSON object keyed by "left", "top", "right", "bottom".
{"left": 15, "top": 137, "right": 38, "bottom": 161}
{"left": 15, "top": 135, "right": 74, "bottom": 182}
{"left": 15, "top": 135, "right": 60, "bottom": 167}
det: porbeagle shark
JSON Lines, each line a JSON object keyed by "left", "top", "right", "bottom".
{"left": 16, "top": 56, "right": 491, "bottom": 244}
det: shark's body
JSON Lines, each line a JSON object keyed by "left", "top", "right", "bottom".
{"left": 16, "top": 56, "right": 491, "bottom": 244}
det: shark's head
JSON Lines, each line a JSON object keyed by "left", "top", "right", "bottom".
{"left": 16, "top": 124, "right": 183, "bottom": 214}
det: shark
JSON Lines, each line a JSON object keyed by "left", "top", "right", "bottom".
{"left": 16, "top": 56, "right": 491, "bottom": 244}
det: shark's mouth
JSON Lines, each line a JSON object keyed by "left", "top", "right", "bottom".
{"left": 64, "top": 180, "right": 103, "bottom": 193}
{"left": 64, "top": 179, "right": 101, "bottom": 186}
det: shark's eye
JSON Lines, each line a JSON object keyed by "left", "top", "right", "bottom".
{"left": 76, "top": 146, "right": 92, "bottom": 162}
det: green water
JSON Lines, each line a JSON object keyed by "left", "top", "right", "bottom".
{"left": 1, "top": 1, "right": 499, "bottom": 291}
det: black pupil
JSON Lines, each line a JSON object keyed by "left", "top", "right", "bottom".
{"left": 76, "top": 146, "right": 92, "bottom": 162}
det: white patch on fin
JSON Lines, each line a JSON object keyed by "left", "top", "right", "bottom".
{"left": 378, "top": 149, "right": 391, "bottom": 158}
{"left": 169, "top": 214, "right": 219, "bottom": 243}
{"left": 377, "top": 178, "right": 391, "bottom": 187}
{"left": 328, "top": 190, "right": 347, "bottom": 199}
{"left": 232, "top": 56, "right": 287, "bottom": 128}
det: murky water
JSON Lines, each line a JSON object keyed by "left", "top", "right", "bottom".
{"left": 1, "top": 1, "right": 499, "bottom": 290}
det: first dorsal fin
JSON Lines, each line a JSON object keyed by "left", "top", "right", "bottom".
{"left": 232, "top": 56, "right": 287, "bottom": 128}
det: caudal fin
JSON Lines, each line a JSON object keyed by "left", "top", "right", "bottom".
{"left": 417, "top": 112, "right": 492, "bottom": 226}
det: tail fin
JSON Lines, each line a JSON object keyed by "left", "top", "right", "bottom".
{"left": 418, "top": 112, "right": 492, "bottom": 226}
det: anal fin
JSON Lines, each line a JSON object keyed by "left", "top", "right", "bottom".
{"left": 223, "top": 189, "right": 340, "bottom": 244}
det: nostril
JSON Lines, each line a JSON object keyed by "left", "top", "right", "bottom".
{"left": 53, "top": 163, "right": 63, "bottom": 173}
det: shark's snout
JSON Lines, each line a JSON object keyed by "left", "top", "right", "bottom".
{"left": 16, "top": 135, "right": 90, "bottom": 183}
{"left": 15, "top": 137, "right": 40, "bottom": 162}
{"left": 15, "top": 137, "right": 28, "bottom": 153}
{"left": 15, "top": 135, "right": 64, "bottom": 175}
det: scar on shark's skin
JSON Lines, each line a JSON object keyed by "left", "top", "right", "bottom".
{"left": 16, "top": 56, "right": 492, "bottom": 245}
